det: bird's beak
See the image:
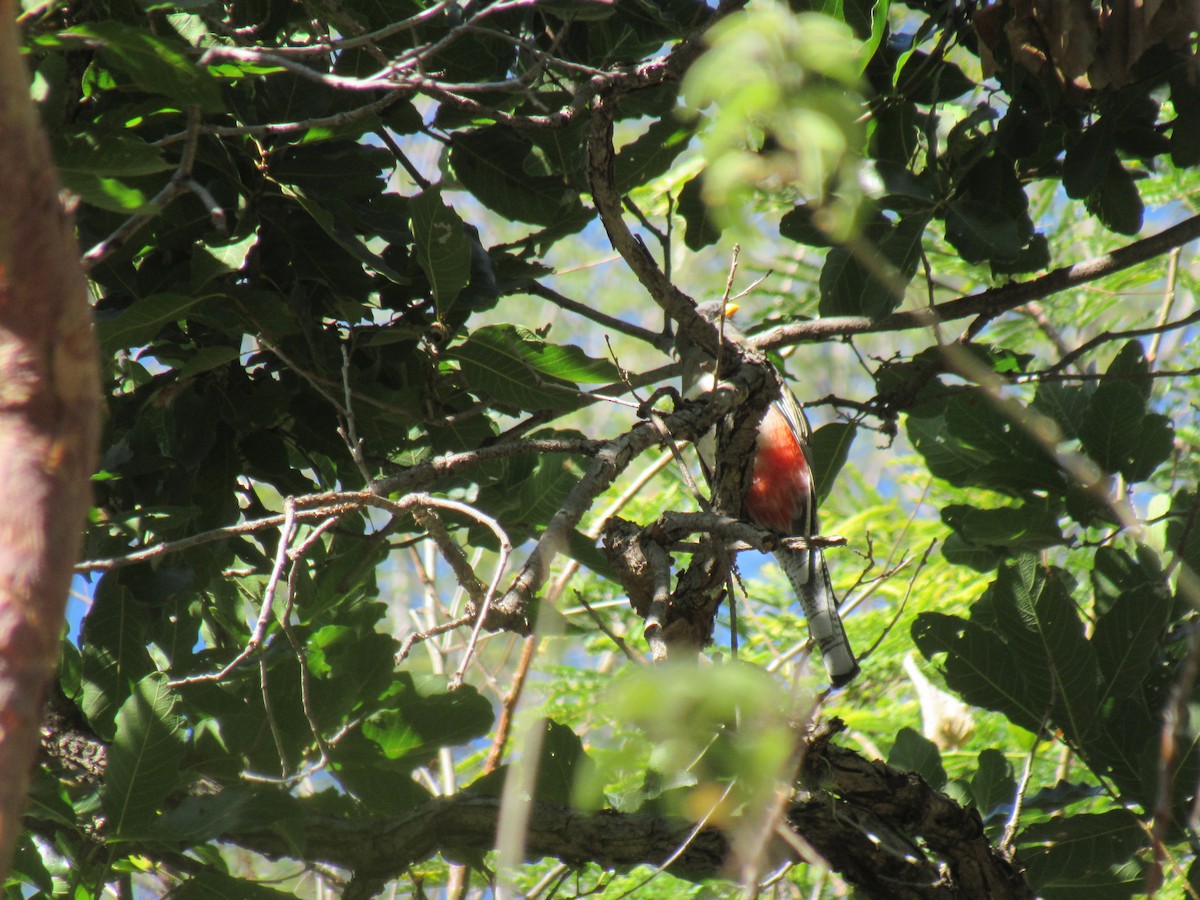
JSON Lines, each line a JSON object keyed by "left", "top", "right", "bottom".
{"left": 721, "top": 302, "right": 739, "bottom": 320}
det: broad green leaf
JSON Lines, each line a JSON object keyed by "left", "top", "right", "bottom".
{"left": 450, "top": 127, "right": 589, "bottom": 227}
{"left": 1090, "top": 583, "right": 1169, "bottom": 706}
{"left": 1170, "top": 72, "right": 1200, "bottom": 166}
{"left": 945, "top": 198, "right": 1024, "bottom": 264}
{"left": 1063, "top": 119, "right": 1116, "bottom": 199}
{"left": 896, "top": 52, "right": 974, "bottom": 104}
{"left": 941, "top": 499, "right": 1064, "bottom": 553}
{"left": 9, "top": 832, "right": 53, "bottom": 893}
{"left": 887, "top": 727, "right": 946, "bottom": 789}
{"left": 989, "top": 562, "right": 1099, "bottom": 747}
{"left": 281, "top": 186, "right": 410, "bottom": 285}
{"left": 361, "top": 675, "right": 493, "bottom": 767}
{"left": 534, "top": 719, "right": 594, "bottom": 805}
{"left": 56, "top": 132, "right": 173, "bottom": 177}
{"left": 970, "top": 748, "right": 1015, "bottom": 820}
{"left": 679, "top": 173, "right": 721, "bottom": 250}
{"left": 172, "top": 871, "right": 299, "bottom": 899}
{"left": 98, "top": 292, "right": 209, "bottom": 355}
{"left": 912, "top": 612, "right": 1045, "bottom": 734}
{"left": 810, "top": 421, "right": 856, "bottom": 506}
{"left": 326, "top": 730, "right": 436, "bottom": 815}
{"left": 1033, "top": 381, "right": 1091, "bottom": 439}
{"left": 190, "top": 232, "right": 258, "bottom": 290}
{"left": 1018, "top": 810, "right": 1146, "bottom": 900}
{"left": 80, "top": 580, "right": 156, "bottom": 737}
{"left": 1086, "top": 158, "right": 1144, "bottom": 235}
{"left": 1124, "top": 413, "right": 1174, "bottom": 482}
{"left": 154, "top": 788, "right": 287, "bottom": 842}
{"left": 176, "top": 345, "right": 241, "bottom": 380}
{"left": 101, "top": 674, "right": 185, "bottom": 836}
{"left": 64, "top": 21, "right": 224, "bottom": 112}
{"left": 908, "top": 391, "right": 1066, "bottom": 496}
{"left": 307, "top": 627, "right": 398, "bottom": 725}
{"left": 59, "top": 172, "right": 154, "bottom": 213}
{"left": 410, "top": 190, "right": 472, "bottom": 314}
{"left": 451, "top": 325, "right": 618, "bottom": 412}
{"left": 818, "top": 214, "right": 925, "bottom": 319}
{"left": 1078, "top": 381, "right": 1145, "bottom": 474}
{"left": 615, "top": 118, "right": 694, "bottom": 193}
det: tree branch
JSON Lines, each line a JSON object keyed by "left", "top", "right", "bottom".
{"left": 36, "top": 710, "right": 1033, "bottom": 899}
{"left": 758, "top": 213, "right": 1200, "bottom": 347}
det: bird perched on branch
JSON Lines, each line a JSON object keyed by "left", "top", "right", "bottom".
{"left": 676, "top": 300, "right": 859, "bottom": 687}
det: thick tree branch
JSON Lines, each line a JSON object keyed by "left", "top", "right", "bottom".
{"left": 36, "top": 711, "right": 1032, "bottom": 899}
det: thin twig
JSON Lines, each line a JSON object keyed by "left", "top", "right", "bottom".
{"left": 169, "top": 499, "right": 297, "bottom": 687}
{"left": 395, "top": 613, "right": 476, "bottom": 664}
{"left": 339, "top": 342, "right": 372, "bottom": 484}
{"left": 577, "top": 592, "right": 640, "bottom": 663}
{"left": 522, "top": 281, "right": 662, "bottom": 345}
{"left": 1001, "top": 731, "right": 1042, "bottom": 858}
{"left": 481, "top": 635, "right": 537, "bottom": 774}
{"left": 1148, "top": 248, "right": 1182, "bottom": 364}
{"left": 82, "top": 106, "right": 212, "bottom": 270}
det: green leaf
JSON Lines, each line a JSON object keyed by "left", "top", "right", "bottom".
{"left": 809, "top": 421, "right": 856, "bottom": 506}
{"left": 1078, "top": 381, "right": 1145, "bottom": 474}
{"left": 970, "top": 748, "right": 1015, "bottom": 821}
{"left": 98, "top": 292, "right": 208, "bottom": 355}
{"left": 818, "top": 214, "right": 925, "bottom": 319}
{"left": 534, "top": 719, "right": 594, "bottom": 805}
{"left": 65, "top": 22, "right": 224, "bottom": 112}
{"left": 450, "top": 127, "right": 589, "bottom": 227}
{"left": 80, "top": 579, "right": 156, "bottom": 737}
{"left": 912, "top": 612, "right": 1045, "bottom": 734}
{"left": 155, "top": 788, "right": 277, "bottom": 842}
{"left": 1170, "top": 72, "right": 1200, "bottom": 167}
{"left": 1091, "top": 583, "right": 1169, "bottom": 706}
{"left": 410, "top": 190, "right": 472, "bottom": 314}
{"left": 989, "top": 561, "right": 1099, "bottom": 747}
{"left": 281, "top": 186, "right": 411, "bottom": 285}
{"left": 176, "top": 345, "right": 241, "bottom": 380}
{"left": 1033, "top": 381, "right": 1091, "bottom": 439}
{"left": 941, "top": 498, "right": 1065, "bottom": 553}
{"left": 615, "top": 118, "right": 693, "bottom": 193}
{"left": 101, "top": 674, "right": 185, "bottom": 836}
{"left": 907, "top": 390, "right": 1065, "bottom": 496}
{"left": 679, "top": 173, "right": 721, "bottom": 250}
{"left": 1123, "top": 413, "right": 1174, "bottom": 482}
{"left": 1063, "top": 120, "right": 1116, "bottom": 199}
{"left": 1086, "top": 158, "right": 1144, "bottom": 235}
{"left": 887, "top": 727, "right": 946, "bottom": 790}
{"left": 361, "top": 676, "right": 493, "bottom": 768}
{"left": 56, "top": 131, "right": 173, "bottom": 177}
{"left": 190, "top": 232, "right": 258, "bottom": 290}
{"left": 451, "top": 325, "right": 618, "bottom": 412}
{"left": 945, "top": 198, "right": 1024, "bottom": 264}
{"left": 1018, "top": 810, "right": 1146, "bottom": 899}
{"left": 59, "top": 172, "right": 155, "bottom": 213}
{"left": 9, "top": 833, "right": 53, "bottom": 892}
{"left": 172, "top": 871, "right": 300, "bottom": 899}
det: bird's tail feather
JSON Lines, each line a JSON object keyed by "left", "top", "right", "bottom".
{"left": 776, "top": 547, "right": 859, "bottom": 687}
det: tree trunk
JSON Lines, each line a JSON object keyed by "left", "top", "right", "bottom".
{"left": 0, "top": 2, "right": 100, "bottom": 880}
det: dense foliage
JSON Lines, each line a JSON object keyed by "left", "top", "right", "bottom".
{"left": 12, "top": 0, "right": 1200, "bottom": 896}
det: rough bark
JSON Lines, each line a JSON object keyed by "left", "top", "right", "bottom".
{"left": 36, "top": 710, "right": 1033, "bottom": 898}
{"left": 0, "top": 3, "right": 100, "bottom": 880}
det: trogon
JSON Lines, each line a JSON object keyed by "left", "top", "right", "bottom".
{"left": 676, "top": 300, "right": 859, "bottom": 686}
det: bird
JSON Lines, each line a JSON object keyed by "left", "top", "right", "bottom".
{"left": 675, "top": 300, "right": 860, "bottom": 687}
